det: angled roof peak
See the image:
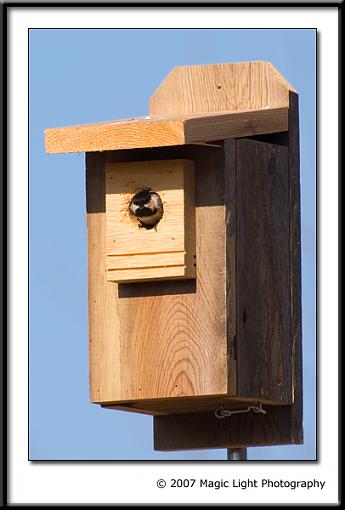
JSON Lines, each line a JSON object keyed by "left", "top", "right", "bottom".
{"left": 150, "top": 61, "right": 296, "bottom": 116}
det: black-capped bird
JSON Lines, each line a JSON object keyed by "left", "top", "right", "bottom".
{"left": 129, "top": 190, "right": 164, "bottom": 229}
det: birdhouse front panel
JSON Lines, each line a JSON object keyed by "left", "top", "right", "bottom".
{"left": 86, "top": 145, "right": 231, "bottom": 406}
{"left": 105, "top": 159, "right": 196, "bottom": 283}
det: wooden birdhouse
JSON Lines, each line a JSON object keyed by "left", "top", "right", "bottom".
{"left": 45, "top": 61, "right": 303, "bottom": 452}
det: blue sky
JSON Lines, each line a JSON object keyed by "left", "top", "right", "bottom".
{"left": 29, "top": 28, "right": 316, "bottom": 460}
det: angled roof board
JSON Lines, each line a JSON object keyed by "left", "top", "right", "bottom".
{"left": 45, "top": 61, "right": 295, "bottom": 155}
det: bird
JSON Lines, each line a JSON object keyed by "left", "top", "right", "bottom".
{"left": 129, "top": 190, "right": 164, "bottom": 229}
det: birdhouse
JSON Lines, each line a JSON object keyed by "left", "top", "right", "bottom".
{"left": 45, "top": 61, "right": 303, "bottom": 452}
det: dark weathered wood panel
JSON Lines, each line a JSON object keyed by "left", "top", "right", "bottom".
{"left": 288, "top": 92, "right": 303, "bottom": 443}
{"left": 236, "top": 138, "right": 292, "bottom": 404}
{"left": 154, "top": 406, "right": 296, "bottom": 451}
{"left": 224, "top": 140, "right": 237, "bottom": 395}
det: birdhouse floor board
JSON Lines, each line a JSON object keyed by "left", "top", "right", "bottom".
{"left": 101, "top": 395, "right": 285, "bottom": 416}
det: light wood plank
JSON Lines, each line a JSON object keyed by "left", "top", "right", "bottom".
{"left": 150, "top": 61, "right": 295, "bottom": 115}
{"left": 102, "top": 395, "right": 276, "bottom": 415}
{"left": 44, "top": 107, "right": 288, "bottom": 154}
{"left": 105, "top": 159, "right": 196, "bottom": 282}
{"left": 101, "top": 404, "right": 169, "bottom": 417}
{"left": 185, "top": 107, "right": 288, "bottom": 142}
{"left": 114, "top": 144, "right": 229, "bottom": 401}
{"left": 88, "top": 144, "right": 230, "bottom": 404}
{"left": 107, "top": 251, "right": 186, "bottom": 270}
{"left": 45, "top": 118, "right": 185, "bottom": 154}
{"left": 107, "top": 265, "right": 193, "bottom": 283}
{"left": 86, "top": 153, "right": 123, "bottom": 403}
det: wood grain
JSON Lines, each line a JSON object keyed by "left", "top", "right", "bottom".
{"left": 44, "top": 108, "right": 288, "bottom": 154}
{"left": 236, "top": 138, "right": 292, "bottom": 404}
{"left": 150, "top": 61, "right": 295, "bottom": 115}
{"left": 45, "top": 118, "right": 184, "bottom": 153}
{"left": 107, "top": 265, "right": 193, "bottom": 283}
{"left": 154, "top": 405, "right": 298, "bottom": 451}
{"left": 185, "top": 108, "right": 288, "bottom": 143}
{"left": 154, "top": 119, "right": 303, "bottom": 449}
{"left": 88, "top": 144, "right": 234, "bottom": 404}
{"left": 86, "top": 153, "right": 122, "bottom": 402}
{"left": 84, "top": 62, "right": 303, "bottom": 452}
{"left": 105, "top": 159, "right": 196, "bottom": 282}
{"left": 101, "top": 403, "right": 169, "bottom": 416}
{"left": 288, "top": 91, "right": 303, "bottom": 444}
{"left": 107, "top": 252, "right": 186, "bottom": 270}
{"left": 102, "top": 395, "right": 282, "bottom": 416}
{"left": 224, "top": 140, "right": 237, "bottom": 395}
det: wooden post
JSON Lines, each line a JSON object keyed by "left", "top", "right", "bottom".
{"left": 227, "top": 449, "right": 247, "bottom": 461}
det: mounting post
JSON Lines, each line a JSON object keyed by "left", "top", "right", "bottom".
{"left": 227, "top": 448, "right": 247, "bottom": 461}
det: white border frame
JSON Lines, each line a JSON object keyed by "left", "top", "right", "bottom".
{"left": 8, "top": 6, "right": 339, "bottom": 505}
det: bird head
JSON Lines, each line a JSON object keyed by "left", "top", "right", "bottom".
{"left": 129, "top": 190, "right": 163, "bottom": 229}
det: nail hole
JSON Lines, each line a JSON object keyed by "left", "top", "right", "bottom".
{"left": 217, "top": 85, "right": 222, "bottom": 90}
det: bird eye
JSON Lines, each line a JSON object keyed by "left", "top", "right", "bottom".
{"left": 133, "top": 197, "right": 146, "bottom": 206}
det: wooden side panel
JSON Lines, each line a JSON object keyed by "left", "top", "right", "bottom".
{"left": 150, "top": 61, "right": 294, "bottom": 115}
{"left": 236, "top": 139, "right": 292, "bottom": 404}
{"left": 288, "top": 92, "right": 303, "bottom": 444}
{"left": 86, "top": 153, "right": 122, "bottom": 402}
{"left": 88, "top": 144, "right": 235, "bottom": 404}
{"left": 224, "top": 140, "right": 237, "bottom": 395}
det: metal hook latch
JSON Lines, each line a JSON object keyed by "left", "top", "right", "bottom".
{"left": 214, "top": 403, "right": 266, "bottom": 419}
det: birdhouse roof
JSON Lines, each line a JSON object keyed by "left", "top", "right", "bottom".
{"left": 45, "top": 61, "right": 295, "bottom": 154}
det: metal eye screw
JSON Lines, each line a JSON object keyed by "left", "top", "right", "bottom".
{"left": 214, "top": 403, "right": 266, "bottom": 419}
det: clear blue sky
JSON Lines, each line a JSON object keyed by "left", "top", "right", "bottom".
{"left": 29, "top": 29, "right": 316, "bottom": 460}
